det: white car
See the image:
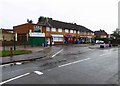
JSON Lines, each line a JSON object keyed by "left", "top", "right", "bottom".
{"left": 96, "top": 40, "right": 104, "bottom": 44}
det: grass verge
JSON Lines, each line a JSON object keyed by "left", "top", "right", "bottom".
{"left": 0, "top": 50, "right": 32, "bottom": 57}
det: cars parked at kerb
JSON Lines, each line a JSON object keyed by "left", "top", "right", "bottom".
{"left": 100, "top": 43, "right": 110, "bottom": 48}
{"left": 96, "top": 40, "right": 104, "bottom": 44}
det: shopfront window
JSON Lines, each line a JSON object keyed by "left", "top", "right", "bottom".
{"left": 53, "top": 37, "right": 63, "bottom": 41}
{"left": 58, "top": 37, "right": 63, "bottom": 41}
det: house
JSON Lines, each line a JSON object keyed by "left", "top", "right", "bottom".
{"left": 115, "top": 28, "right": 120, "bottom": 35}
{"left": 0, "top": 28, "right": 17, "bottom": 46}
{"left": 13, "top": 17, "right": 94, "bottom": 46}
{"left": 0, "top": 28, "right": 15, "bottom": 41}
{"left": 38, "top": 17, "right": 94, "bottom": 44}
{"left": 13, "top": 23, "right": 45, "bottom": 46}
{"left": 94, "top": 30, "right": 108, "bottom": 38}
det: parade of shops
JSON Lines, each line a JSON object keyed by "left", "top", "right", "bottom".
{"left": 13, "top": 17, "right": 95, "bottom": 46}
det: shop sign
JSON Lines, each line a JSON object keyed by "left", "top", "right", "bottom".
{"left": 29, "top": 32, "right": 45, "bottom": 37}
{"left": 51, "top": 34, "right": 63, "bottom": 37}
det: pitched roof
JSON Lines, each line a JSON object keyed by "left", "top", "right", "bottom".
{"left": 94, "top": 30, "right": 108, "bottom": 36}
{"left": 0, "top": 29, "right": 14, "bottom": 34}
{"left": 38, "top": 18, "right": 93, "bottom": 32}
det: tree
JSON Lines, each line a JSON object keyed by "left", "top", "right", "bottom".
{"left": 111, "top": 29, "right": 120, "bottom": 44}
{"left": 27, "top": 19, "right": 33, "bottom": 23}
{"left": 38, "top": 16, "right": 46, "bottom": 22}
{"left": 112, "top": 30, "right": 120, "bottom": 39}
{"left": 94, "top": 37, "right": 109, "bottom": 43}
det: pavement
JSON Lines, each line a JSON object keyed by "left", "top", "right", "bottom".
{"left": 0, "top": 46, "right": 51, "bottom": 65}
{"left": 1, "top": 44, "right": 94, "bottom": 65}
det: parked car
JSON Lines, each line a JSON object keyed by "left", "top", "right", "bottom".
{"left": 96, "top": 40, "right": 104, "bottom": 44}
{"left": 100, "top": 43, "right": 109, "bottom": 48}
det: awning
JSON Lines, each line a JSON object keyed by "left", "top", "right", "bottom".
{"left": 64, "top": 33, "right": 75, "bottom": 37}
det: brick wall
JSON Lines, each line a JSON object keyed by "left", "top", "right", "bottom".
{"left": 13, "top": 23, "right": 34, "bottom": 34}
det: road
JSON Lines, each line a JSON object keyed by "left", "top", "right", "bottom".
{"left": 1, "top": 45, "right": 119, "bottom": 85}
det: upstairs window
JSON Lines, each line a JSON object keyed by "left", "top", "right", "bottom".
{"left": 34, "top": 26, "right": 42, "bottom": 32}
{"left": 101, "top": 35, "right": 107, "bottom": 38}
{"left": 87, "top": 32, "right": 90, "bottom": 35}
{"left": 70, "top": 30, "right": 73, "bottom": 33}
{"left": 52, "top": 28, "right": 56, "bottom": 32}
{"left": 46, "top": 27, "right": 50, "bottom": 31}
{"left": 90, "top": 32, "right": 93, "bottom": 35}
{"left": 65, "top": 29, "right": 69, "bottom": 33}
{"left": 84, "top": 32, "right": 86, "bottom": 35}
{"left": 80, "top": 32, "right": 83, "bottom": 34}
{"left": 74, "top": 30, "right": 76, "bottom": 33}
{"left": 58, "top": 28, "right": 62, "bottom": 32}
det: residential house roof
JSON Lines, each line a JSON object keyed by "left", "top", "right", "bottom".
{"left": 94, "top": 30, "right": 108, "bottom": 37}
{"left": 38, "top": 18, "right": 93, "bottom": 32}
{"left": 0, "top": 29, "right": 14, "bottom": 34}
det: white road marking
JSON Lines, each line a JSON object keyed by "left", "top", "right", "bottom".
{"left": 15, "top": 62, "right": 22, "bottom": 65}
{"left": 0, "top": 73, "right": 30, "bottom": 85}
{"left": 58, "top": 58, "right": 91, "bottom": 67}
{"left": 47, "top": 69, "right": 52, "bottom": 71}
{"left": 0, "top": 63, "right": 14, "bottom": 67}
{"left": 34, "top": 71, "right": 43, "bottom": 75}
{"left": 52, "top": 49, "right": 63, "bottom": 58}
{"left": 100, "top": 53, "right": 109, "bottom": 56}
{"left": 0, "top": 62, "right": 22, "bottom": 67}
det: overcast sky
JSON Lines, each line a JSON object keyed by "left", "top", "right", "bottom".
{"left": 0, "top": 0, "right": 119, "bottom": 34}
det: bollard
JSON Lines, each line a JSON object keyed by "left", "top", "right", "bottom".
{"left": 3, "top": 36, "right": 5, "bottom": 51}
{"left": 13, "top": 36, "right": 16, "bottom": 50}
{"left": 10, "top": 47, "right": 13, "bottom": 66}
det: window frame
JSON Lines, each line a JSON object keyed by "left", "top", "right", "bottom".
{"left": 58, "top": 28, "right": 62, "bottom": 32}
{"left": 34, "top": 25, "right": 42, "bottom": 32}
{"left": 74, "top": 30, "right": 76, "bottom": 33}
{"left": 52, "top": 28, "right": 56, "bottom": 32}
{"left": 65, "top": 29, "right": 69, "bottom": 33}
{"left": 70, "top": 30, "right": 73, "bottom": 33}
{"left": 46, "top": 27, "right": 50, "bottom": 31}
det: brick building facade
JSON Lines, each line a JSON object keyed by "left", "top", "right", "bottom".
{"left": 13, "top": 17, "right": 95, "bottom": 46}
{"left": 94, "top": 30, "right": 108, "bottom": 38}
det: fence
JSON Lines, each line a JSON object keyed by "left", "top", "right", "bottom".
{"left": 1, "top": 35, "right": 46, "bottom": 51}
{"left": 2, "top": 36, "right": 28, "bottom": 51}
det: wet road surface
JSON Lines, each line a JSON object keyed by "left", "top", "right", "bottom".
{"left": 1, "top": 45, "right": 119, "bottom": 84}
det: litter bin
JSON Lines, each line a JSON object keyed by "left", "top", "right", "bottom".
{"left": 77, "top": 40, "right": 80, "bottom": 44}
